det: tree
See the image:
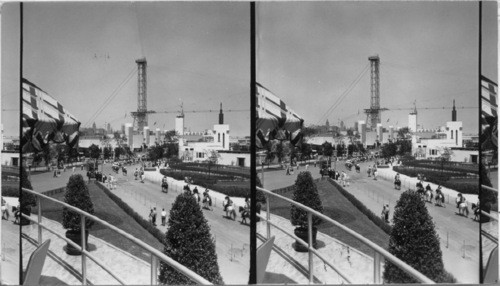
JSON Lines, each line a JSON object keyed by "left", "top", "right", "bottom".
{"left": 383, "top": 190, "right": 448, "bottom": 283}
{"left": 321, "top": 141, "right": 334, "bottom": 157}
{"left": 290, "top": 171, "right": 324, "bottom": 251}
{"left": 148, "top": 144, "right": 165, "bottom": 161}
{"left": 159, "top": 193, "right": 223, "bottom": 284}
{"left": 114, "top": 147, "right": 124, "bottom": 159}
{"left": 88, "top": 144, "right": 100, "bottom": 160}
{"left": 381, "top": 142, "right": 398, "bottom": 159}
{"left": 397, "top": 127, "right": 411, "bottom": 140}
{"left": 165, "top": 142, "right": 179, "bottom": 158}
{"left": 290, "top": 171, "right": 323, "bottom": 228}
{"left": 20, "top": 167, "right": 36, "bottom": 225}
{"left": 103, "top": 146, "right": 112, "bottom": 160}
{"left": 62, "top": 174, "right": 95, "bottom": 231}
{"left": 397, "top": 140, "right": 412, "bottom": 156}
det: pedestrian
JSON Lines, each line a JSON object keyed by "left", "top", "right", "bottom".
{"left": 286, "top": 166, "right": 290, "bottom": 175}
{"left": 152, "top": 207, "right": 157, "bottom": 225}
{"left": 72, "top": 166, "right": 75, "bottom": 173}
{"left": 161, "top": 208, "right": 167, "bottom": 226}
{"left": 149, "top": 208, "right": 154, "bottom": 223}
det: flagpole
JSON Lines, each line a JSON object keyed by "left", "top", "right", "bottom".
{"left": 478, "top": 1, "right": 483, "bottom": 283}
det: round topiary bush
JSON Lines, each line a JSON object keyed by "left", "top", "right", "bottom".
{"left": 290, "top": 171, "right": 324, "bottom": 251}
{"left": 290, "top": 171, "right": 324, "bottom": 228}
{"left": 383, "top": 190, "right": 446, "bottom": 283}
{"left": 62, "top": 174, "right": 95, "bottom": 231}
{"left": 20, "top": 167, "right": 36, "bottom": 225}
{"left": 159, "top": 192, "right": 223, "bottom": 285}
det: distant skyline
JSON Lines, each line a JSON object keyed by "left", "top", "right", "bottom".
{"left": 2, "top": 2, "right": 250, "bottom": 137}
{"left": 257, "top": 1, "right": 498, "bottom": 133}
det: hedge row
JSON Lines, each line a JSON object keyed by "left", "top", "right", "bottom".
{"left": 402, "top": 160, "right": 479, "bottom": 175}
{"left": 2, "top": 185, "right": 19, "bottom": 197}
{"left": 158, "top": 169, "right": 263, "bottom": 202}
{"left": 326, "top": 178, "right": 393, "bottom": 235}
{"left": 169, "top": 164, "right": 250, "bottom": 179}
{"left": 393, "top": 166, "right": 469, "bottom": 181}
{"left": 95, "top": 182, "right": 165, "bottom": 244}
{"left": 393, "top": 166, "right": 479, "bottom": 195}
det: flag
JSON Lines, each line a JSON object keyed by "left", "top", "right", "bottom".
{"left": 124, "top": 113, "right": 127, "bottom": 118}
{"left": 22, "top": 78, "right": 80, "bottom": 152}
{"left": 387, "top": 118, "right": 390, "bottom": 122}
{"left": 154, "top": 121, "right": 157, "bottom": 125}
{"left": 256, "top": 83, "right": 304, "bottom": 145}
{"left": 481, "top": 75, "right": 498, "bottom": 149}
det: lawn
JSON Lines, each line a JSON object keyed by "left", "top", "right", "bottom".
{"left": 31, "top": 183, "right": 164, "bottom": 262}
{"left": 269, "top": 180, "right": 389, "bottom": 257}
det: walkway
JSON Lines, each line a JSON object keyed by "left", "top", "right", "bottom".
{"left": 262, "top": 160, "right": 481, "bottom": 283}
{"left": 106, "top": 165, "right": 249, "bottom": 285}
{"left": 22, "top": 215, "right": 150, "bottom": 285}
{"left": 29, "top": 162, "right": 250, "bottom": 285}
{"left": 1, "top": 214, "right": 20, "bottom": 285}
{"left": 257, "top": 211, "right": 376, "bottom": 284}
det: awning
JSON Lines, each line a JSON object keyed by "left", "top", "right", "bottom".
{"left": 22, "top": 78, "right": 80, "bottom": 152}
{"left": 256, "top": 83, "right": 304, "bottom": 147}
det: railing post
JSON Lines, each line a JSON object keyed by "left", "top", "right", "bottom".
{"left": 308, "top": 212, "right": 314, "bottom": 283}
{"left": 266, "top": 194, "right": 271, "bottom": 240}
{"left": 81, "top": 215, "right": 87, "bottom": 285}
{"left": 373, "top": 252, "right": 381, "bottom": 284}
{"left": 151, "top": 255, "right": 158, "bottom": 285}
{"left": 37, "top": 196, "right": 42, "bottom": 245}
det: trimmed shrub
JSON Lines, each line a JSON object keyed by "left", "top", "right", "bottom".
{"left": 383, "top": 190, "right": 445, "bottom": 283}
{"left": 20, "top": 167, "right": 36, "bottom": 225}
{"left": 290, "top": 171, "right": 324, "bottom": 228}
{"left": 160, "top": 169, "right": 251, "bottom": 199}
{"left": 62, "top": 174, "right": 95, "bottom": 231}
{"left": 327, "top": 179, "right": 392, "bottom": 235}
{"left": 393, "top": 166, "right": 479, "bottom": 195}
{"left": 3, "top": 184, "right": 19, "bottom": 198}
{"left": 169, "top": 163, "right": 250, "bottom": 179}
{"left": 159, "top": 192, "right": 223, "bottom": 284}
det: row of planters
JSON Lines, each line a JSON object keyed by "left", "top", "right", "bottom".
{"left": 168, "top": 163, "right": 250, "bottom": 179}
{"left": 402, "top": 160, "right": 479, "bottom": 175}
{"left": 393, "top": 166, "right": 479, "bottom": 195}
{"left": 402, "top": 160, "right": 479, "bottom": 174}
{"left": 160, "top": 169, "right": 267, "bottom": 203}
{"left": 23, "top": 171, "right": 224, "bottom": 284}
{"left": 286, "top": 171, "right": 454, "bottom": 282}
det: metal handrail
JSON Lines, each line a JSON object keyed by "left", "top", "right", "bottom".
{"left": 481, "top": 185, "right": 499, "bottom": 222}
{"left": 21, "top": 216, "right": 126, "bottom": 285}
{"left": 257, "top": 186, "right": 435, "bottom": 284}
{"left": 256, "top": 212, "right": 352, "bottom": 283}
{"left": 21, "top": 187, "right": 212, "bottom": 285}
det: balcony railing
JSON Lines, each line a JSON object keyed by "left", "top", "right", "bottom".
{"left": 257, "top": 186, "right": 435, "bottom": 284}
{"left": 21, "top": 187, "right": 212, "bottom": 285}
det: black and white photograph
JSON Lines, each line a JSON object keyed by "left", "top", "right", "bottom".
{"left": 3, "top": 2, "right": 251, "bottom": 285}
{"left": 255, "top": 1, "right": 497, "bottom": 284}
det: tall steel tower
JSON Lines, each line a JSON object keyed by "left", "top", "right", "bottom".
{"left": 364, "top": 55, "right": 386, "bottom": 130}
{"left": 131, "top": 58, "right": 150, "bottom": 131}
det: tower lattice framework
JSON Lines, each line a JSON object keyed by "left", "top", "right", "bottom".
{"left": 364, "top": 56, "right": 386, "bottom": 130}
{"left": 135, "top": 58, "right": 148, "bottom": 131}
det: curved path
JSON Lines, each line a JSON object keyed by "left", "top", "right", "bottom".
{"left": 102, "top": 164, "right": 250, "bottom": 285}
{"left": 262, "top": 160, "right": 479, "bottom": 283}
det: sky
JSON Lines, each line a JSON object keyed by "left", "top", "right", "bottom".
{"left": 2, "top": 2, "right": 250, "bottom": 137}
{"left": 257, "top": 1, "right": 498, "bottom": 134}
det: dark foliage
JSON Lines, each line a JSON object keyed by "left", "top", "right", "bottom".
{"left": 160, "top": 169, "right": 251, "bottom": 198}
{"left": 290, "top": 171, "right": 324, "bottom": 228}
{"left": 383, "top": 190, "right": 446, "bottom": 283}
{"left": 62, "top": 174, "right": 95, "bottom": 231}
{"left": 20, "top": 167, "right": 37, "bottom": 224}
{"left": 159, "top": 193, "right": 223, "bottom": 285}
{"left": 393, "top": 166, "right": 478, "bottom": 195}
